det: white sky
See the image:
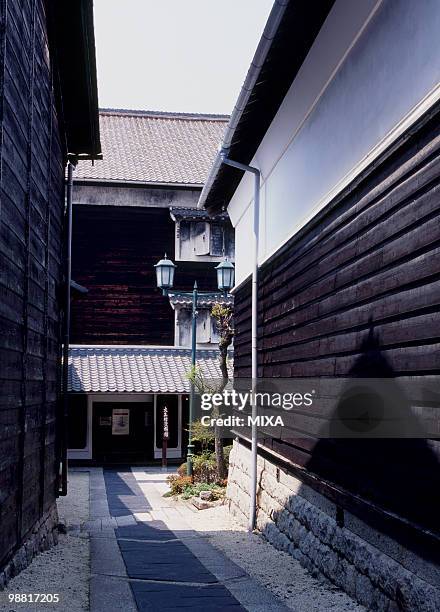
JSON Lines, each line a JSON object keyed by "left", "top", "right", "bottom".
{"left": 94, "top": 0, "right": 274, "bottom": 115}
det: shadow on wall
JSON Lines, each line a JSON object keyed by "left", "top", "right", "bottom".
{"left": 305, "top": 325, "right": 440, "bottom": 536}
{"left": 230, "top": 325, "right": 440, "bottom": 608}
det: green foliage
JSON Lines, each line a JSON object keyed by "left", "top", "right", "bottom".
{"left": 166, "top": 475, "right": 192, "bottom": 495}
{"left": 186, "top": 365, "right": 217, "bottom": 395}
{"left": 190, "top": 419, "right": 215, "bottom": 451}
{"left": 193, "top": 452, "right": 218, "bottom": 484}
{"left": 175, "top": 451, "right": 223, "bottom": 486}
{"left": 211, "top": 303, "right": 234, "bottom": 352}
{"left": 181, "top": 482, "right": 225, "bottom": 500}
{"left": 166, "top": 469, "right": 226, "bottom": 500}
{"left": 223, "top": 444, "right": 233, "bottom": 464}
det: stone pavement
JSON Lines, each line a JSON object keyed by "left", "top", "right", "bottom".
{"left": 84, "top": 467, "right": 289, "bottom": 612}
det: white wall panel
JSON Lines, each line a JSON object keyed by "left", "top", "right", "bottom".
{"left": 230, "top": 0, "right": 440, "bottom": 285}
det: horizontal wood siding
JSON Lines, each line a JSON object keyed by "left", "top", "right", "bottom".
{"left": 0, "top": 0, "right": 65, "bottom": 567}
{"left": 234, "top": 107, "right": 440, "bottom": 533}
{"left": 70, "top": 205, "right": 221, "bottom": 345}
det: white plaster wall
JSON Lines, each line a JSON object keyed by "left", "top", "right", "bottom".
{"left": 229, "top": 0, "right": 440, "bottom": 285}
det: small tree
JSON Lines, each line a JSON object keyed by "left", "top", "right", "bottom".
{"left": 211, "top": 303, "right": 234, "bottom": 384}
{"left": 211, "top": 303, "right": 234, "bottom": 478}
{"left": 190, "top": 418, "right": 215, "bottom": 453}
{"left": 187, "top": 302, "right": 234, "bottom": 480}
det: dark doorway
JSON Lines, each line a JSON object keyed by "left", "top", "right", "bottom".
{"left": 93, "top": 401, "right": 154, "bottom": 463}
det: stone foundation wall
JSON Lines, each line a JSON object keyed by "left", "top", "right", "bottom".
{"left": 227, "top": 440, "right": 440, "bottom": 611}
{"left": 0, "top": 504, "right": 59, "bottom": 590}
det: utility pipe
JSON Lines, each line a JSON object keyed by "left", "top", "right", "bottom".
{"left": 60, "top": 160, "right": 74, "bottom": 496}
{"left": 220, "top": 152, "right": 260, "bottom": 531}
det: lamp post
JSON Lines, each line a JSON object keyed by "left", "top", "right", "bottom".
{"left": 154, "top": 254, "right": 234, "bottom": 477}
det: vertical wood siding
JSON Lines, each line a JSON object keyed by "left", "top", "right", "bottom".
{"left": 70, "top": 205, "right": 221, "bottom": 345}
{"left": 0, "top": 0, "right": 65, "bottom": 567}
{"left": 233, "top": 107, "right": 440, "bottom": 533}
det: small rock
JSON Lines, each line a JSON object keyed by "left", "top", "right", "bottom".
{"left": 192, "top": 497, "right": 211, "bottom": 510}
{"left": 200, "top": 490, "right": 213, "bottom": 501}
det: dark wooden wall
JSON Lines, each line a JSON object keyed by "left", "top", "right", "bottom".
{"left": 234, "top": 106, "right": 440, "bottom": 535}
{"left": 70, "top": 205, "right": 221, "bottom": 345}
{"left": 0, "top": 0, "right": 65, "bottom": 567}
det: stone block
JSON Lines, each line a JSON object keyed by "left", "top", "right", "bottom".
{"left": 226, "top": 439, "right": 440, "bottom": 611}
{"left": 0, "top": 504, "right": 58, "bottom": 590}
{"left": 355, "top": 573, "right": 375, "bottom": 608}
{"left": 192, "top": 498, "right": 211, "bottom": 510}
{"left": 341, "top": 559, "right": 357, "bottom": 598}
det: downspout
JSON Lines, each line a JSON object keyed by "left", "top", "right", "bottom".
{"left": 60, "top": 160, "right": 75, "bottom": 496}
{"left": 220, "top": 152, "right": 260, "bottom": 532}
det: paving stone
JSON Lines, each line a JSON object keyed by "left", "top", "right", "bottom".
{"left": 100, "top": 517, "right": 118, "bottom": 529}
{"left": 130, "top": 582, "right": 244, "bottom": 611}
{"left": 116, "top": 515, "right": 137, "bottom": 527}
{"left": 90, "top": 574, "right": 137, "bottom": 612}
{"left": 119, "top": 540, "right": 218, "bottom": 583}
{"left": 91, "top": 535, "right": 128, "bottom": 577}
{"left": 116, "top": 523, "right": 175, "bottom": 541}
{"left": 94, "top": 467, "right": 284, "bottom": 612}
{"left": 133, "top": 512, "right": 152, "bottom": 522}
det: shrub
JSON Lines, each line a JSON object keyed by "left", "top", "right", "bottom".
{"left": 176, "top": 453, "right": 218, "bottom": 484}
{"left": 180, "top": 482, "right": 226, "bottom": 501}
{"left": 177, "top": 462, "right": 187, "bottom": 478}
{"left": 190, "top": 419, "right": 215, "bottom": 452}
{"left": 192, "top": 452, "right": 217, "bottom": 484}
{"left": 166, "top": 475, "right": 192, "bottom": 495}
{"left": 223, "top": 444, "right": 233, "bottom": 464}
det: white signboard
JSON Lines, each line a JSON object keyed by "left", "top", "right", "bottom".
{"left": 112, "top": 408, "right": 130, "bottom": 435}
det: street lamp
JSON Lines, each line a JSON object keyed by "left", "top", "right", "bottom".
{"left": 215, "top": 258, "right": 235, "bottom": 292}
{"left": 154, "top": 254, "right": 176, "bottom": 290}
{"left": 154, "top": 254, "right": 234, "bottom": 477}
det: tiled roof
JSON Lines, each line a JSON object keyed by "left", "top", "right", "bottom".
{"left": 68, "top": 345, "right": 233, "bottom": 393}
{"left": 168, "top": 292, "right": 233, "bottom": 309}
{"left": 75, "top": 109, "right": 228, "bottom": 185}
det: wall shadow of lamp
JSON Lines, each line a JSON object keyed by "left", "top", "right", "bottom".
{"left": 305, "top": 324, "right": 440, "bottom": 537}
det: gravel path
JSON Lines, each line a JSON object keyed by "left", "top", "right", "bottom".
{"left": 0, "top": 472, "right": 90, "bottom": 612}
{"left": 172, "top": 500, "right": 364, "bottom": 611}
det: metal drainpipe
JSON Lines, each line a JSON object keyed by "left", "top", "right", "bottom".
{"left": 220, "top": 151, "right": 260, "bottom": 531}
{"left": 60, "top": 160, "right": 74, "bottom": 496}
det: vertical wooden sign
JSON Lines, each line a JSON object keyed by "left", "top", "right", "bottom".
{"left": 162, "top": 405, "right": 169, "bottom": 470}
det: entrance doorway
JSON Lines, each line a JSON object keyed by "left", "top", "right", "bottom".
{"left": 92, "top": 401, "right": 154, "bottom": 463}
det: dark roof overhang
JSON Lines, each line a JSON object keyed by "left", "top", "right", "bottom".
{"left": 169, "top": 206, "right": 230, "bottom": 222}
{"left": 200, "top": 0, "right": 335, "bottom": 214}
{"left": 48, "top": 0, "right": 102, "bottom": 160}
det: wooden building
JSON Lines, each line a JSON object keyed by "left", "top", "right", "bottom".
{"left": 68, "top": 109, "right": 234, "bottom": 462}
{"left": 199, "top": 1, "right": 440, "bottom": 610}
{"left": 0, "top": 0, "right": 100, "bottom": 584}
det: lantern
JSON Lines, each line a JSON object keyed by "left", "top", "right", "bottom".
{"left": 154, "top": 254, "right": 176, "bottom": 290}
{"left": 215, "top": 258, "right": 235, "bottom": 292}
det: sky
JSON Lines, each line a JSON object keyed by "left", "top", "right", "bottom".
{"left": 94, "top": 0, "right": 274, "bottom": 115}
